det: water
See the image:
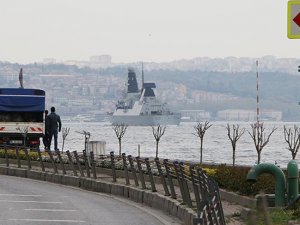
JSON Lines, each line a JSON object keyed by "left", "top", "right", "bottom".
{"left": 55, "top": 121, "right": 300, "bottom": 168}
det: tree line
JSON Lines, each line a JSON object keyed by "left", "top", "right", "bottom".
{"left": 112, "top": 122, "right": 300, "bottom": 166}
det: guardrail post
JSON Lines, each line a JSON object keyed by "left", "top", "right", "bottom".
{"left": 23, "top": 147, "right": 31, "bottom": 170}
{"left": 163, "top": 159, "right": 176, "bottom": 199}
{"left": 128, "top": 155, "right": 139, "bottom": 186}
{"left": 179, "top": 162, "right": 192, "bottom": 207}
{"left": 196, "top": 168, "right": 216, "bottom": 224}
{"left": 90, "top": 151, "right": 97, "bottom": 179}
{"left": 174, "top": 161, "right": 186, "bottom": 204}
{"left": 15, "top": 147, "right": 21, "bottom": 168}
{"left": 47, "top": 149, "right": 58, "bottom": 173}
{"left": 210, "top": 179, "right": 226, "bottom": 225}
{"left": 66, "top": 150, "right": 77, "bottom": 176}
{"left": 155, "top": 158, "right": 170, "bottom": 196}
{"left": 122, "top": 153, "right": 130, "bottom": 185}
{"left": 197, "top": 168, "right": 209, "bottom": 200}
{"left": 136, "top": 156, "right": 146, "bottom": 189}
{"left": 83, "top": 150, "right": 90, "bottom": 178}
{"left": 73, "top": 151, "right": 84, "bottom": 177}
{"left": 193, "top": 205, "right": 209, "bottom": 225}
{"left": 110, "top": 151, "right": 117, "bottom": 182}
{"left": 190, "top": 165, "right": 201, "bottom": 218}
{"left": 4, "top": 145, "right": 9, "bottom": 167}
{"left": 56, "top": 149, "right": 66, "bottom": 175}
{"left": 37, "top": 148, "right": 45, "bottom": 172}
{"left": 145, "top": 158, "right": 156, "bottom": 192}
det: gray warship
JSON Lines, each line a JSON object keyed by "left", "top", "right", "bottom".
{"left": 111, "top": 68, "right": 181, "bottom": 126}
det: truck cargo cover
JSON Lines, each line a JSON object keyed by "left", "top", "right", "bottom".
{"left": 0, "top": 88, "right": 45, "bottom": 112}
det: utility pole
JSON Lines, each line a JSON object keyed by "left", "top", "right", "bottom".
{"left": 256, "top": 60, "right": 260, "bottom": 126}
{"left": 142, "top": 62, "right": 144, "bottom": 89}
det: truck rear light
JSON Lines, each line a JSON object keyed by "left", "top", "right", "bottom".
{"left": 29, "top": 140, "right": 39, "bottom": 145}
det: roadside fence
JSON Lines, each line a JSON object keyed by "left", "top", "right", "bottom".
{"left": 0, "top": 144, "right": 225, "bottom": 225}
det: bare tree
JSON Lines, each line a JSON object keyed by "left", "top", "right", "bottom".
{"left": 284, "top": 125, "right": 300, "bottom": 160}
{"left": 193, "top": 121, "right": 212, "bottom": 165}
{"left": 226, "top": 124, "right": 245, "bottom": 166}
{"left": 17, "top": 125, "right": 29, "bottom": 148}
{"left": 152, "top": 125, "right": 166, "bottom": 158}
{"left": 112, "top": 124, "right": 128, "bottom": 156}
{"left": 61, "top": 127, "right": 70, "bottom": 153}
{"left": 248, "top": 123, "right": 277, "bottom": 164}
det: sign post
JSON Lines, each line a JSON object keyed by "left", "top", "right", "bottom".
{"left": 288, "top": 0, "right": 300, "bottom": 39}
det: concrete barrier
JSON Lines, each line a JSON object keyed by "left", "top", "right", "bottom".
{"left": 27, "top": 170, "right": 43, "bottom": 180}
{"left": 220, "top": 189, "right": 257, "bottom": 208}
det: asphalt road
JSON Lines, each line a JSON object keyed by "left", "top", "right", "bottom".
{"left": 0, "top": 175, "right": 181, "bottom": 225}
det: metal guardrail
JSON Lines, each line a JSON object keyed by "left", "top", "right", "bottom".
{"left": 0, "top": 144, "right": 225, "bottom": 225}
{"left": 190, "top": 166, "right": 226, "bottom": 225}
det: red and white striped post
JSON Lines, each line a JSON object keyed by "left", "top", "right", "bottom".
{"left": 256, "top": 60, "right": 260, "bottom": 127}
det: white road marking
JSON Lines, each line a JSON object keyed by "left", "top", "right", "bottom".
{"left": 0, "top": 194, "right": 41, "bottom": 197}
{"left": 8, "top": 219, "right": 85, "bottom": 223}
{"left": 24, "top": 209, "right": 77, "bottom": 212}
{"left": 0, "top": 200, "right": 62, "bottom": 203}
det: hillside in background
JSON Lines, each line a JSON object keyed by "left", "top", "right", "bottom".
{"left": 1, "top": 58, "right": 300, "bottom": 121}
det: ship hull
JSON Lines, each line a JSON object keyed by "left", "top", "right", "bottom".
{"left": 111, "top": 114, "right": 181, "bottom": 126}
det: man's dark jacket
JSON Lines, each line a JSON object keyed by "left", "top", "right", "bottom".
{"left": 48, "top": 112, "right": 62, "bottom": 132}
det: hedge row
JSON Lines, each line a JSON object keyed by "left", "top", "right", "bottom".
{"left": 207, "top": 164, "right": 277, "bottom": 196}
{"left": 0, "top": 149, "right": 39, "bottom": 161}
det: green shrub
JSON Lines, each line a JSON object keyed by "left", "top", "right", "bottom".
{"left": 207, "top": 164, "right": 276, "bottom": 196}
{"left": 0, "top": 149, "right": 39, "bottom": 161}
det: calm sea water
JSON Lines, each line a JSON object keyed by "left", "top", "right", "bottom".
{"left": 54, "top": 121, "right": 300, "bottom": 168}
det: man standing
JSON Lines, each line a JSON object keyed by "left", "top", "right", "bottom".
{"left": 48, "top": 106, "right": 62, "bottom": 151}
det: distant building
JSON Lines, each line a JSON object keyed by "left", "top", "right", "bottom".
{"left": 180, "top": 110, "right": 211, "bottom": 121}
{"left": 89, "top": 55, "right": 112, "bottom": 68}
{"left": 217, "top": 109, "right": 282, "bottom": 121}
{"left": 42, "top": 58, "right": 56, "bottom": 64}
{"left": 62, "top": 55, "right": 112, "bottom": 68}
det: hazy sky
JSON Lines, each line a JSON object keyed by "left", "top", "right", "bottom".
{"left": 0, "top": 0, "right": 297, "bottom": 63}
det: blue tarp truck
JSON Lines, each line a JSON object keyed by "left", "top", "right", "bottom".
{"left": 0, "top": 88, "right": 45, "bottom": 147}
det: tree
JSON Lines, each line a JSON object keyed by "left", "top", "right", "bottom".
{"left": 284, "top": 125, "right": 300, "bottom": 160}
{"left": 152, "top": 125, "right": 166, "bottom": 158}
{"left": 193, "top": 121, "right": 212, "bottom": 165}
{"left": 61, "top": 127, "right": 70, "bottom": 153}
{"left": 112, "top": 124, "right": 128, "bottom": 156}
{"left": 226, "top": 124, "right": 245, "bottom": 166}
{"left": 248, "top": 123, "right": 277, "bottom": 164}
{"left": 16, "top": 125, "right": 29, "bottom": 148}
